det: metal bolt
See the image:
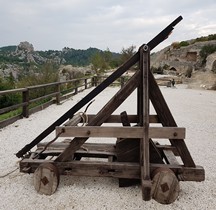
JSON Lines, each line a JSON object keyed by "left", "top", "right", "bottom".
{"left": 143, "top": 45, "right": 149, "bottom": 51}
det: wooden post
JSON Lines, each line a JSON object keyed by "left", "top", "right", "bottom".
{"left": 56, "top": 83, "right": 61, "bottom": 105}
{"left": 91, "top": 77, "right": 94, "bottom": 87}
{"left": 22, "top": 89, "right": 29, "bottom": 118}
{"left": 120, "top": 76, "right": 124, "bottom": 88}
{"left": 74, "top": 81, "right": 78, "bottom": 95}
{"left": 85, "top": 78, "right": 88, "bottom": 89}
{"left": 140, "top": 45, "right": 151, "bottom": 201}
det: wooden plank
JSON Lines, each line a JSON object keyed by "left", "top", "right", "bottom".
{"left": 35, "top": 149, "right": 116, "bottom": 159}
{"left": 87, "top": 114, "right": 159, "bottom": 124}
{"left": 55, "top": 70, "right": 141, "bottom": 162}
{"left": 156, "top": 145, "right": 178, "bottom": 156}
{"left": 36, "top": 142, "right": 116, "bottom": 158}
{"left": 20, "top": 159, "right": 204, "bottom": 181}
{"left": 37, "top": 142, "right": 116, "bottom": 151}
{"left": 150, "top": 164, "right": 205, "bottom": 182}
{"left": 163, "top": 150, "right": 179, "bottom": 165}
{"left": 56, "top": 126, "right": 185, "bottom": 139}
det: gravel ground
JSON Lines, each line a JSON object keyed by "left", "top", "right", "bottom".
{"left": 0, "top": 85, "right": 216, "bottom": 210}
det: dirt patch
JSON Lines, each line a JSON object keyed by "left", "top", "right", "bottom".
{"left": 186, "top": 71, "right": 216, "bottom": 90}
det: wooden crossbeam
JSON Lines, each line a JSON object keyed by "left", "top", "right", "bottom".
{"left": 36, "top": 142, "right": 116, "bottom": 159}
{"left": 56, "top": 126, "right": 185, "bottom": 139}
{"left": 20, "top": 159, "right": 205, "bottom": 182}
{"left": 86, "top": 114, "right": 159, "bottom": 124}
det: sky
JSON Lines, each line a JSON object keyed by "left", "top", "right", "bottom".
{"left": 0, "top": 0, "right": 216, "bottom": 53}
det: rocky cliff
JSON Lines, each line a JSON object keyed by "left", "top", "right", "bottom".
{"left": 151, "top": 39, "right": 216, "bottom": 89}
{"left": 0, "top": 42, "right": 109, "bottom": 81}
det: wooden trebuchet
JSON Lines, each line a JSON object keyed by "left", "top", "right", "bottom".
{"left": 17, "top": 16, "right": 205, "bottom": 204}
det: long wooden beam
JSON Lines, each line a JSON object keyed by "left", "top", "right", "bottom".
{"left": 20, "top": 159, "right": 204, "bottom": 182}
{"left": 56, "top": 126, "right": 185, "bottom": 139}
{"left": 84, "top": 114, "right": 159, "bottom": 124}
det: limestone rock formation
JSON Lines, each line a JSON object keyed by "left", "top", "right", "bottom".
{"left": 205, "top": 52, "right": 216, "bottom": 72}
{"left": 151, "top": 40, "right": 216, "bottom": 89}
{"left": 58, "top": 65, "right": 92, "bottom": 82}
{"left": 16, "top": 41, "right": 34, "bottom": 53}
{"left": 151, "top": 40, "right": 216, "bottom": 76}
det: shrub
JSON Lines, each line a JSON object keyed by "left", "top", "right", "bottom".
{"left": 163, "top": 64, "right": 170, "bottom": 70}
{"left": 200, "top": 45, "right": 216, "bottom": 64}
{"left": 185, "top": 68, "right": 192, "bottom": 78}
{"left": 151, "top": 66, "right": 164, "bottom": 74}
{"left": 179, "top": 41, "right": 190, "bottom": 47}
{"left": 171, "top": 42, "right": 180, "bottom": 49}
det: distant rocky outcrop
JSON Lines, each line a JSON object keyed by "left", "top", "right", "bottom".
{"left": 16, "top": 41, "right": 34, "bottom": 52}
{"left": 58, "top": 65, "right": 92, "bottom": 82}
{"left": 151, "top": 39, "right": 216, "bottom": 89}
{"left": 0, "top": 42, "right": 114, "bottom": 81}
{"left": 0, "top": 41, "right": 49, "bottom": 79}
{"left": 205, "top": 52, "right": 216, "bottom": 72}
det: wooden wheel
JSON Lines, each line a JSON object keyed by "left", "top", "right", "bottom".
{"left": 33, "top": 163, "right": 60, "bottom": 195}
{"left": 151, "top": 167, "right": 180, "bottom": 204}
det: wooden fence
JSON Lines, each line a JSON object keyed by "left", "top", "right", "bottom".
{"left": 0, "top": 75, "right": 127, "bottom": 128}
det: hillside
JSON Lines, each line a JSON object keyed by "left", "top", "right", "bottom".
{"left": 151, "top": 34, "right": 216, "bottom": 90}
{"left": 0, "top": 41, "right": 120, "bottom": 80}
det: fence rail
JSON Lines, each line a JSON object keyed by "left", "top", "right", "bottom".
{"left": 0, "top": 74, "right": 128, "bottom": 128}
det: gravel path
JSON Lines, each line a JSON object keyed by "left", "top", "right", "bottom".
{"left": 0, "top": 85, "right": 216, "bottom": 210}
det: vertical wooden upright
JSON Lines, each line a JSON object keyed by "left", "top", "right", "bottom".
{"left": 139, "top": 45, "right": 151, "bottom": 200}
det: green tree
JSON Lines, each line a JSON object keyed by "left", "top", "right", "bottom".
{"left": 103, "top": 48, "right": 112, "bottom": 64}
{"left": 90, "top": 52, "right": 107, "bottom": 75}
{"left": 18, "top": 62, "right": 58, "bottom": 100}
{"left": 120, "top": 45, "right": 136, "bottom": 64}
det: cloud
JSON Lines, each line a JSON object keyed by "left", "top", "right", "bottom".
{"left": 0, "top": 0, "right": 215, "bottom": 53}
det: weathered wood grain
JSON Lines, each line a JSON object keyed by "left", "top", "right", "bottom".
{"left": 56, "top": 126, "right": 186, "bottom": 139}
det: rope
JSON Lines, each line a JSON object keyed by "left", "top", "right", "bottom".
{"left": 32, "top": 129, "right": 64, "bottom": 159}
{"left": 77, "top": 112, "right": 88, "bottom": 126}
{"left": 0, "top": 167, "right": 19, "bottom": 178}
{"left": 84, "top": 99, "right": 95, "bottom": 113}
